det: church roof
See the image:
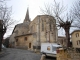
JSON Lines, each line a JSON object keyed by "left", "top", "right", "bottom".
{"left": 16, "top": 23, "right": 29, "bottom": 27}
{"left": 11, "top": 23, "right": 29, "bottom": 35}
{"left": 15, "top": 33, "right": 32, "bottom": 38}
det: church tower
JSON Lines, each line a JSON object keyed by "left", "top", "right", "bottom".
{"left": 23, "top": 8, "right": 30, "bottom": 24}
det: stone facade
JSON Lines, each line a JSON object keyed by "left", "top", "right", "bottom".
{"left": 57, "top": 48, "right": 80, "bottom": 60}
{"left": 71, "top": 30, "right": 80, "bottom": 48}
{"left": 57, "top": 36, "right": 66, "bottom": 47}
{"left": 9, "top": 8, "right": 58, "bottom": 50}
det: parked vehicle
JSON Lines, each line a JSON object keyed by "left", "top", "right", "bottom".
{"left": 41, "top": 43, "right": 62, "bottom": 57}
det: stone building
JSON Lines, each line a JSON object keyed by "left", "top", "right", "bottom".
{"left": 57, "top": 36, "right": 66, "bottom": 47}
{"left": 9, "top": 8, "right": 58, "bottom": 50}
{"left": 9, "top": 9, "right": 30, "bottom": 48}
{"left": 71, "top": 30, "right": 80, "bottom": 48}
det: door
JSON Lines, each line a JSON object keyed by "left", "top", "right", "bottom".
{"left": 29, "top": 43, "right": 31, "bottom": 48}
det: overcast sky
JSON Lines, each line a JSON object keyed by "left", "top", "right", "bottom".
{"left": 6, "top": 0, "right": 76, "bottom": 21}
{"left": 4, "top": 0, "right": 76, "bottom": 38}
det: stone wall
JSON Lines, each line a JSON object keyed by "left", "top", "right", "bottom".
{"left": 57, "top": 48, "right": 80, "bottom": 60}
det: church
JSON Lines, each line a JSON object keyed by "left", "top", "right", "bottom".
{"left": 9, "top": 8, "right": 58, "bottom": 50}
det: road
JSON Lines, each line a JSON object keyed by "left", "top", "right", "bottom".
{"left": 0, "top": 48, "right": 56, "bottom": 60}
{"left": 0, "top": 48, "right": 41, "bottom": 60}
{"left": 46, "top": 56, "right": 56, "bottom": 60}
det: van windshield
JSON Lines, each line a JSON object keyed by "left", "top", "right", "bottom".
{"left": 52, "top": 47, "right": 57, "bottom": 51}
{"left": 52, "top": 46, "right": 62, "bottom": 51}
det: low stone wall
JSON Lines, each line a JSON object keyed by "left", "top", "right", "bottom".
{"left": 57, "top": 48, "right": 80, "bottom": 60}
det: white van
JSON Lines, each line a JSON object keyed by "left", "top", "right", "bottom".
{"left": 41, "top": 43, "right": 62, "bottom": 57}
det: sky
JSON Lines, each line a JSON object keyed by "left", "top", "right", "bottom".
{"left": 4, "top": 0, "right": 76, "bottom": 38}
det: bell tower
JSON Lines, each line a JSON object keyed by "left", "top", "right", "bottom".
{"left": 23, "top": 8, "right": 30, "bottom": 24}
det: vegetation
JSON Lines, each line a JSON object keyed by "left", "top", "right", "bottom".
{"left": 0, "top": 0, "right": 15, "bottom": 52}
{"left": 40, "top": 0, "right": 79, "bottom": 47}
{"left": 71, "top": 1, "right": 80, "bottom": 28}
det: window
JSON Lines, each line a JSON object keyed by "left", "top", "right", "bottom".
{"left": 16, "top": 39, "right": 18, "bottom": 42}
{"left": 77, "top": 40, "right": 80, "bottom": 45}
{"left": 76, "top": 33, "right": 79, "bottom": 37}
{"left": 49, "top": 20, "right": 53, "bottom": 31}
{"left": 24, "top": 37, "right": 27, "bottom": 41}
{"left": 42, "top": 20, "right": 44, "bottom": 31}
{"left": 77, "top": 41, "right": 78, "bottom": 45}
{"left": 52, "top": 47, "right": 57, "bottom": 51}
{"left": 49, "top": 21, "right": 51, "bottom": 31}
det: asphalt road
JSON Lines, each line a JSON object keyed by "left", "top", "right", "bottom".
{"left": 46, "top": 56, "right": 56, "bottom": 60}
{"left": 0, "top": 48, "right": 41, "bottom": 60}
{"left": 0, "top": 48, "right": 56, "bottom": 60}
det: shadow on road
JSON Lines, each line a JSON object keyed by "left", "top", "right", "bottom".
{"left": 46, "top": 56, "right": 56, "bottom": 60}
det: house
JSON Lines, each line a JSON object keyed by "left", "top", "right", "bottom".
{"left": 71, "top": 30, "right": 80, "bottom": 48}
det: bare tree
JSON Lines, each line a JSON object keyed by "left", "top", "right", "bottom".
{"left": 0, "top": 0, "right": 15, "bottom": 51}
{"left": 71, "top": 1, "right": 80, "bottom": 27}
{"left": 40, "top": 0, "right": 73, "bottom": 47}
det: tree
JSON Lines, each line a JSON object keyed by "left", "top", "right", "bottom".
{"left": 40, "top": 0, "right": 73, "bottom": 47}
{"left": 71, "top": 1, "right": 80, "bottom": 27}
{"left": 0, "top": 0, "right": 15, "bottom": 51}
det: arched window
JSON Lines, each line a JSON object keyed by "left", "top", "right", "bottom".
{"left": 42, "top": 20, "right": 44, "bottom": 31}
{"left": 49, "top": 21, "right": 52, "bottom": 31}
{"left": 49, "top": 19, "right": 54, "bottom": 31}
